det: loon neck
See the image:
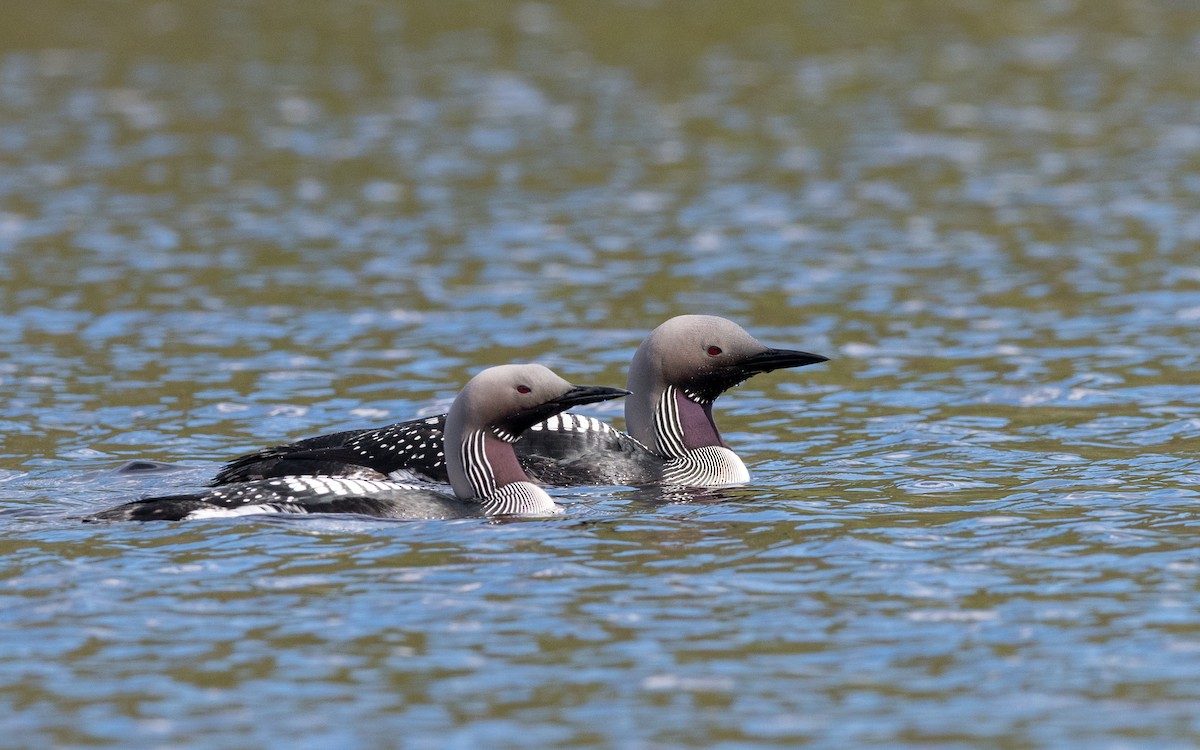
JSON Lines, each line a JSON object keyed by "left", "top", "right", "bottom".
{"left": 442, "top": 429, "right": 557, "bottom": 515}
{"left": 649, "top": 385, "right": 725, "bottom": 459}
{"left": 632, "top": 386, "right": 749, "bottom": 486}
{"left": 450, "top": 429, "right": 535, "bottom": 499}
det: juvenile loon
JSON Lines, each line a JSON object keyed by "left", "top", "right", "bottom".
{"left": 212, "top": 315, "right": 827, "bottom": 489}
{"left": 86, "top": 365, "right": 629, "bottom": 522}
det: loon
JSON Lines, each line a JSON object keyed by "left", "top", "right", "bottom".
{"left": 86, "top": 365, "right": 629, "bottom": 522}
{"left": 212, "top": 315, "right": 828, "bottom": 488}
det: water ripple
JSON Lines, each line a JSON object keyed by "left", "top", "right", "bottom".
{"left": 3, "top": 1, "right": 1200, "bottom": 747}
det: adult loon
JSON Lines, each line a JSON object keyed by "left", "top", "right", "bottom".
{"left": 86, "top": 365, "right": 629, "bottom": 521}
{"left": 212, "top": 315, "right": 828, "bottom": 489}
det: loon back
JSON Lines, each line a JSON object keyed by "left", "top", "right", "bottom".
{"left": 211, "top": 410, "right": 666, "bottom": 487}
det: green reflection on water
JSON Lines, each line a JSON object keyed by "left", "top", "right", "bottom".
{"left": 2, "top": 0, "right": 1200, "bottom": 747}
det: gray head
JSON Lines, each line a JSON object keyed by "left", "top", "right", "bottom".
{"left": 625, "top": 315, "right": 828, "bottom": 450}
{"left": 445, "top": 364, "right": 630, "bottom": 499}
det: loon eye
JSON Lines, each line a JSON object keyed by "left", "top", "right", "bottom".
{"left": 707, "top": 346, "right": 722, "bottom": 356}
{"left": 516, "top": 384, "right": 532, "bottom": 394}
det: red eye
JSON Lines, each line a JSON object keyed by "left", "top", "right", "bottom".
{"left": 516, "top": 384, "right": 531, "bottom": 394}
{"left": 707, "top": 346, "right": 722, "bottom": 356}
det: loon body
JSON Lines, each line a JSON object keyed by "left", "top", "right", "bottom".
{"left": 88, "top": 365, "right": 628, "bottom": 522}
{"left": 212, "top": 315, "right": 827, "bottom": 489}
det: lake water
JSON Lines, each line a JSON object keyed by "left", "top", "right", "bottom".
{"left": 2, "top": 1, "right": 1200, "bottom": 747}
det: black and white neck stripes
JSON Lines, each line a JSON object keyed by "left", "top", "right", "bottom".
{"left": 654, "top": 386, "right": 750, "bottom": 486}
{"left": 460, "top": 429, "right": 497, "bottom": 499}
{"left": 653, "top": 385, "right": 689, "bottom": 459}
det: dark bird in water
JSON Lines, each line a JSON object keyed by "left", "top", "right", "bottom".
{"left": 211, "top": 315, "right": 827, "bottom": 489}
{"left": 86, "top": 365, "right": 628, "bottom": 522}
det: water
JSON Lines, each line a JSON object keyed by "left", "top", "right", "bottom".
{"left": 2, "top": 1, "right": 1200, "bottom": 746}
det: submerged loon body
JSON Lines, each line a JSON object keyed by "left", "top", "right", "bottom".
{"left": 212, "top": 315, "right": 827, "bottom": 489}
{"left": 88, "top": 365, "right": 628, "bottom": 522}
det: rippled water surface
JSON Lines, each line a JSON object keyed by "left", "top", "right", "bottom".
{"left": 3, "top": 1, "right": 1200, "bottom": 747}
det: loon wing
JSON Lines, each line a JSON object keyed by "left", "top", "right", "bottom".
{"left": 211, "top": 418, "right": 448, "bottom": 485}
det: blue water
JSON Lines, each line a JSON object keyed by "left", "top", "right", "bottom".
{"left": 3, "top": 1, "right": 1200, "bottom": 747}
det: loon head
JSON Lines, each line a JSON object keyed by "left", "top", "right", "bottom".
{"left": 445, "top": 364, "right": 630, "bottom": 503}
{"left": 625, "top": 315, "right": 828, "bottom": 454}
